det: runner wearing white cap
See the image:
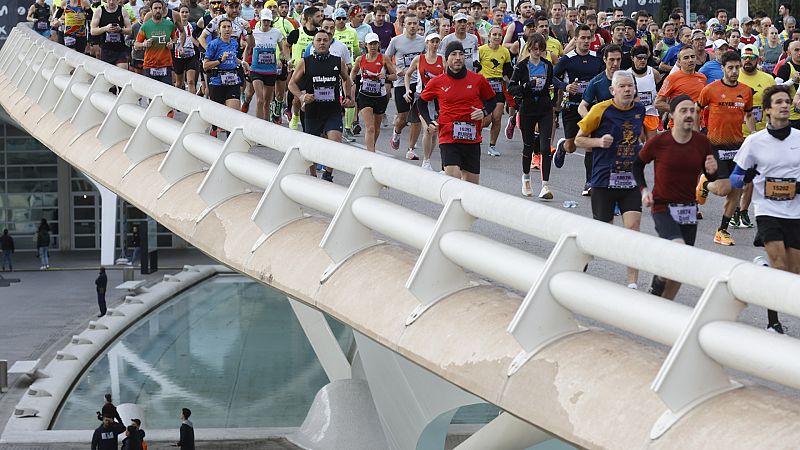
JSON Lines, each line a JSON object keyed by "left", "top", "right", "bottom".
{"left": 350, "top": 33, "right": 397, "bottom": 152}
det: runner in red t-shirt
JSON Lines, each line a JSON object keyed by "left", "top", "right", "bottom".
{"left": 418, "top": 41, "right": 496, "bottom": 184}
{"left": 634, "top": 95, "right": 718, "bottom": 299}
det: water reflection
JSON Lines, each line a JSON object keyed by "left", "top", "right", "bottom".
{"left": 54, "top": 276, "right": 334, "bottom": 430}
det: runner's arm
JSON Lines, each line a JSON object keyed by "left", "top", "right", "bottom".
{"left": 744, "top": 110, "right": 755, "bottom": 134}
{"left": 341, "top": 62, "right": 354, "bottom": 103}
{"left": 404, "top": 56, "right": 418, "bottom": 96}
{"left": 654, "top": 95, "right": 670, "bottom": 114}
{"left": 501, "top": 23, "right": 515, "bottom": 48}
{"left": 632, "top": 156, "right": 648, "bottom": 189}
{"left": 121, "top": 10, "right": 132, "bottom": 36}
{"left": 349, "top": 56, "right": 361, "bottom": 92}
{"left": 27, "top": 5, "right": 36, "bottom": 22}
{"left": 384, "top": 59, "right": 397, "bottom": 82}
{"left": 90, "top": 9, "right": 103, "bottom": 35}
{"left": 199, "top": 28, "right": 211, "bottom": 50}
{"left": 288, "top": 59, "right": 306, "bottom": 98}
{"left": 577, "top": 99, "right": 590, "bottom": 118}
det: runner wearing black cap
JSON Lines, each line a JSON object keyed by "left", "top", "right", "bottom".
{"left": 418, "top": 41, "right": 497, "bottom": 184}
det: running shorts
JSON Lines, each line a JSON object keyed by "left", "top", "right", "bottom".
{"left": 173, "top": 56, "right": 199, "bottom": 75}
{"left": 357, "top": 94, "right": 389, "bottom": 115}
{"left": 643, "top": 115, "right": 660, "bottom": 132}
{"left": 304, "top": 112, "right": 343, "bottom": 137}
{"left": 755, "top": 215, "right": 800, "bottom": 249}
{"left": 440, "top": 143, "right": 481, "bottom": 174}
{"left": 590, "top": 187, "right": 642, "bottom": 222}
{"left": 130, "top": 58, "right": 144, "bottom": 70}
{"left": 209, "top": 83, "right": 241, "bottom": 104}
{"left": 653, "top": 210, "right": 698, "bottom": 246}
{"left": 562, "top": 107, "right": 581, "bottom": 140}
{"left": 100, "top": 48, "right": 130, "bottom": 65}
{"left": 394, "top": 84, "right": 416, "bottom": 114}
{"left": 711, "top": 145, "right": 741, "bottom": 179}
{"left": 250, "top": 72, "right": 278, "bottom": 86}
{"left": 144, "top": 67, "right": 173, "bottom": 85}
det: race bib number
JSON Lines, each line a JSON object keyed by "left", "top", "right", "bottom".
{"left": 717, "top": 149, "right": 738, "bottom": 161}
{"left": 148, "top": 67, "right": 168, "bottom": 77}
{"left": 762, "top": 62, "right": 776, "bottom": 73}
{"left": 668, "top": 203, "right": 698, "bottom": 225}
{"left": 220, "top": 71, "right": 240, "bottom": 85}
{"left": 64, "top": 36, "right": 77, "bottom": 47}
{"left": 36, "top": 21, "right": 49, "bottom": 30}
{"left": 638, "top": 91, "right": 653, "bottom": 106}
{"left": 105, "top": 32, "right": 121, "bottom": 43}
{"left": 489, "top": 79, "right": 503, "bottom": 93}
{"left": 257, "top": 51, "right": 275, "bottom": 65}
{"left": 530, "top": 75, "right": 546, "bottom": 92}
{"left": 181, "top": 45, "right": 195, "bottom": 57}
{"left": 752, "top": 106, "right": 763, "bottom": 122}
{"left": 452, "top": 121, "right": 477, "bottom": 141}
{"left": 361, "top": 79, "right": 382, "bottom": 95}
{"left": 764, "top": 177, "right": 797, "bottom": 201}
{"left": 315, "top": 87, "right": 335, "bottom": 102}
{"left": 609, "top": 171, "right": 635, "bottom": 189}
{"left": 576, "top": 81, "right": 588, "bottom": 94}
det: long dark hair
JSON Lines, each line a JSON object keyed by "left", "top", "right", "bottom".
{"left": 39, "top": 219, "right": 50, "bottom": 232}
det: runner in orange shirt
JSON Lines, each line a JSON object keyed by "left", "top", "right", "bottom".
{"left": 696, "top": 51, "right": 756, "bottom": 246}
{"left": 655, "top": 46, "right": 707, "bottom": 114}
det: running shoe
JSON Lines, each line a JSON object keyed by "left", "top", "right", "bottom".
{"left": 390, "top": 129, "right": 400, "bottom": 150}
{"left": 505, "top": 113, "right": 516, "bottom": 139}
{"left": 284, "top": 107, "right": 292, "bottom": 123}
{"left": 521, "top": 174, "right": 533, "bottom": 197}
{"left": 321, "top": 171, "right": 334, "bottom": 182}
{"left": 627, "top": 283, "right": 638, "bottom": 290}
{"left": 538, "top": 184, "right": 553, "bottom": 200}
{"left": 406, "top": 148, "right": 420, "bottom": 160}
{"left": 581, "top": 183, "right": 591, "bottom": 197}
{"left": 241, "top": 101, "right": 250, "bottom": 113}
{"left": 210, "top": 127, "right": 218, "bottom": 138}
{"left": 614, "top": 205, "right": 621, "bottom": 216}
{"left": 421, "top": 159, "right": 433, "bottom": 171}
{"left": 531, "top": 154, "right": 541, "bottom": 171}
{"left": 382, "top": 115, "right": 389, "bottom": 128}
{"left": 714, "top": 229, "right": 735, "bottom": 246}
{"left": 352, "top": 121, "right": 362, "bottom": 135}
{"left": 553, "top": 137, "right": 567, "bottom": 168}
{"left": 289, "top": 115, "right": 300, "bottom": 130}
{"left": 487, "top": 145, "right": 501, "bottom": 157}
{"left": 648, "top": 275, "right": 667, "bottom": 297}
{"left": 696, "top": 174, "right": 709, "bottom": 205}
{"left": 767, "top": 321, "right": 786, "bottom": 334}
{"left": 739, "top": 209, "right": 754, "bottom": 228}
{"left": 343, "top": 128, "right": 356, "bottom": 142}
{"left": 697, "top": 209, "right": 704, "bottom": 220}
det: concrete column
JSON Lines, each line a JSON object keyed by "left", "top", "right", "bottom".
{"left": 85, "top": 174, "right": 117, "bottom": 266}
{"left": 289, "top": 298, "right": 351, "bottom": 382}
{"left": 736, "top": 0, "right": 749, "bottom": 24}
{"left": 454, "top": 413, "right": 551, "bottom": 450}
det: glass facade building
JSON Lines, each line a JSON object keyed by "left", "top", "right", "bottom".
{"left": 0, "top": 111, "right": 181, "bottom": 252}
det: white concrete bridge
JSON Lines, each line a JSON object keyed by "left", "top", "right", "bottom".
{"left": 2, "top": 24, "right": 800, "bottom": 449}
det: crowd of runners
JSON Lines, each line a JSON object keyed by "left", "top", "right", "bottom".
{"left": 27, "top": 0, "right": 800, "bottom": 332}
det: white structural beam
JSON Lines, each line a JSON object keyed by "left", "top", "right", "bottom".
{"left": 454, "top": 413, "right": 551, "bottom": 450}
{"left": 288, "top": 298, "right": 351, "bottom": 382}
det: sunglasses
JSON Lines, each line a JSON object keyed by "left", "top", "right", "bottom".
{"left": 742, "top": 54, "right": 758, "bottom": 60}
{"left": 336, "top": 16, "right": 347, "bottom": 19}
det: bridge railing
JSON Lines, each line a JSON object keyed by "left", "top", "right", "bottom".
{"left": 3, "top": 24, "right": 800, "bottom": 438}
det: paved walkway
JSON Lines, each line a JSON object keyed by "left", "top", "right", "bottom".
{"left": 0, "top": 439, "right": 302, "bottom": 449}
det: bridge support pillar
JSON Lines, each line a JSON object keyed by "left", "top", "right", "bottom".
{"left": 288, "top": 298, "right": 351, "bottom": 382}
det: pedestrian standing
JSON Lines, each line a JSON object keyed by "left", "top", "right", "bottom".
{"left": 1, "top": 229, "right": 14, "bottom": 272}
{"left": 95, "top": 269, "right": 108, "bottom": 317}
{"left": 121, "top": 425, "right": 143, "bottom": 450}
{"left": 36, "top": 219, "right": 51, "bottom": 270}
{"left": 96, "top": 393, "right": 124, "bottom": 423}
{"left": 129, "top": 226, "right": 141, "bottom": 266}
{"left": 177, "top": 408, "right": 195, "bottom": 450}
{"left": 91, "top": 415, "right": 126, "bottom": 450}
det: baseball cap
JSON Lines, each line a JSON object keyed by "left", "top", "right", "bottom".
{"left": 707, "top": 18, "right": 719, "bottom": 26}
{"left": 741, "top": 43, "right": 759, "bottom": 56}
{"left": 712, "top": 38, "right": 729, "bottom": 50}
{"left": 425, "top": 32, "right": 441, "bottom": 41}
{"left": 260, "top": 8, "right": 273, "bottom": 20}
{"left": 470, "top": 0, "right": 481, "bottom": 5}
{"left": 263, "top": 0, "right": 277, "bottom": 6}
{"left": 696, "top": 15, "right": 706, "bottom": 23}
{"left": 334, "top": 7, "right": 347, "bottom": 18}
{"left": 712, "top": 25, "right": 725, "bottom": 33}
{"left": 453, "top": 12, "right": 468, "bottom": 22}
{"left": 365, "top": 32, "right": 380, "bottom": 43}
{"left": 523, "top": 17, "right": 536, "bottom": 27}
{"left": 742, "top": 16, "right": 754, "bottom": 24}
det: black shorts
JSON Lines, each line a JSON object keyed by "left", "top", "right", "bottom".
{"left": 590, "top": 187, "right": 642, "bottom": 222}
{"left": 250, "top": 72, "right": 278, "bottom": 86}
{"left": 357, "top": 94, "right": 389, "bottom": 115}
{"left": 755, "top": 215, "right": 800, "bottom": 249}
{"left": 562, "top": 107, "right": 581, "bottom": 140}
{"left": 173, "top": 56, "right": 199, "bottom": 75}
{"left": 100, "top": 48, "right": 129, "bottom": 65}
{"left": 88, "top": 33, "right": 102, "bottom": 45}
{"left": 62, "top": 34, "right": 87, "bottom": 52}
{"left": 711, "top": 145, "right": 740, "bottom": 179}
{"left": 653, "top": 210, "right": 698, "bottom": 246}
{"left": 440, "top": 143, "right": 481, "bottom": 174}
{"left": 144, "top": 67, "right": 173, "bottom": 85}
{"left": 209, "top": 83, "right": 241, "bottom": 104}
{"left": 305, "top": 112, "right": 343, "bottom": 137}
{"left": 408, "top": 97, "right": 421, "bottom": 124}
{"left": 131, "top": 59, "right": 144, "bottom": 70}
{"left": 394, "top": 84, "right": 416, "bottom": 114}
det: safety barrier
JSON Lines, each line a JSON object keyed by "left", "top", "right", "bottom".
{"left": 3, "top": 24, "right": 800, "bottom": 446}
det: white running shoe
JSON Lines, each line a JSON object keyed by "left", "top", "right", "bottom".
{"left": 487, "top": 145, "right": 501, "bottom": 157}
{"left": 521, "top": 174, "right": 533, "bottom": 196}
{"left": 406, "top": 148, "right": 420, "bottom": 160}
{"left": 627, "top": 283, "right": 638, "bottom": 290}
{"left": 421, "top": 159, "right": 433, "bottom": 171}
{"left": 538, "top": 184, "right": 553, "bottom": 200}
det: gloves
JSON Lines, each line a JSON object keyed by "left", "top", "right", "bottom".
{"left": 744, "top": 164, "right": 760, "bottom": 184}
{"left": 473, "top": 60, "right": 482, "bottom": 72}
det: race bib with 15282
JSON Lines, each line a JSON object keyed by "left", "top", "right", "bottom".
{"left": 452, "top": 121, "right": 477, "bottom": 141}
{"left": 764, "top": 177, "right": 797, "bottom": 201}
{"left": 668, "top": 203, "right": 698, "bottom": 225}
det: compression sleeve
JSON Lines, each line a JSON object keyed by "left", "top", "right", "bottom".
{"left": 417, "top": 97, "right": 434, "bottom": 123}
{"left": 633, "top": 156, "right": 647, "bottom": 189}
{"left": 730, "top": 164, "right": 747, "bottom": 189}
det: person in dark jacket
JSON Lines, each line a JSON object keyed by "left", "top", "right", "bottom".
{"left": 95, "top": 268, "right": 108, "bottom": 317}
{"left": 131, "top": 418, "right": 146, "bottom": 446}
{"left": 121, "top": 425, "right": 143, "bottom": 450}
{"left": 91, "top": 415, "right": 126, "bottom": 450}
{"left": 96, "top": 393, "right": 123, "bottom": 424}
{"left": 177, "top": 407, "right": 195, "bottom": 450}
{"left": 1, "top": 229, "right": 14, "bottom": 272}
{"left": 36, "top": 219, "right": 50, "bottom": 270}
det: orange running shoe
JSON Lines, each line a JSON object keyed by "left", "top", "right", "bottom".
{"left": 696, "top": 174, "right": 709, "bottom": 205}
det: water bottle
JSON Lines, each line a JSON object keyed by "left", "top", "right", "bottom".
{"left": 562, "top": 200, "right": 577, "bottom": 208}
